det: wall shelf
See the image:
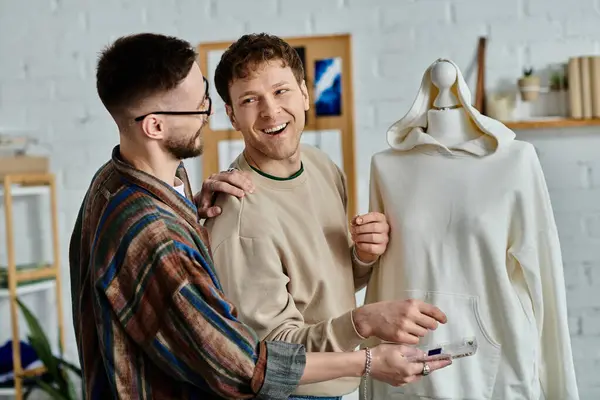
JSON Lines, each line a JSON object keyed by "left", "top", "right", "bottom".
{"left": 0, "top": 280, "right": 56, "bottom": 298}
{"left": 0, "top": 186, "right": 49, "bottom": 197}
{"left": 502, "top": 117, "right": 600, "bottom": 130}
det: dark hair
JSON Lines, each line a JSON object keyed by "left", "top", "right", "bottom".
{"left": 96, "top": 33, "right": 197, "bottom": 116}
{"left": 214, "top": 33, "right": 304, "bottom": 105}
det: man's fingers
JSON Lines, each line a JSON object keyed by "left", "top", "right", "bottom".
{"left": 353, "top": 232, "right": 388, "bottom": 244}
{"left": 203, "top": 206, "right": 222, "bottom": 219}
{"left": 417, "top": 302, "right": 448, "bottom": 324}
{"left": 412, "top": 312, "right": 442, "bottom": 331}
{"left": 351, "top": 222, "right": 389, "bottom": 236}
{"left": 355, "top": 243, "right": 386, "bottom": 256}
{"left": 214, "top": 170, "right": 255, "bottom": 192}
{"left": 405, "top": 357, "right": 451, "bottom": 377}
{"left": 402, "top": 320, "right": 429, "bottom": 338}
{"left": 399, "top": 346, "right": 426, "bottom": 359}
{"left": 394, "top": 330, "right": 421, "bottom": 345}
{"left": 422, "top": 358, "right": 453, "bottom": 372}
{"left": 353, "top": 212, "right": 387, "bottom": 226}
{"left": 210, "top": 180, "right": 246, "bottom": 198}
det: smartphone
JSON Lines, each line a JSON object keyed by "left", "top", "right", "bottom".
{"left": 408, "top": 336, "right": 478, "bottom": 362}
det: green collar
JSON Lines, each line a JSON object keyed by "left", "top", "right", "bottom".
{"left": 249, "top": 162, "right": 304, "bottom": 181}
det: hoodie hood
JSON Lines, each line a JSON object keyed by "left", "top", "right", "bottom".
{"left": 386, "top": 58, "right": 515, "bottom": 156}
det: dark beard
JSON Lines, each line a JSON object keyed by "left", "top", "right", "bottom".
{"left": 164, "top": 126, "right": 204, "bottom": 160}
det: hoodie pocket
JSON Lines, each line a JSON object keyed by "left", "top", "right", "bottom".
{"left": 387, "top": 290, "right": 502, "bottom": 400}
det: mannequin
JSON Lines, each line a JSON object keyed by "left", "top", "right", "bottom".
{"left": 361, "top": 59, "right": 579, "bottom": 400}
{"left": 427, "top": 60, "right": 481, "bottom": 147}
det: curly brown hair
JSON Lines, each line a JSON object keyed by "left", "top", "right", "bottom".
{"left": 214, "top": 33, "right": 305, "bottom": 106}
{"left": 96, "top": 33, "right": 197, "bottom": 116}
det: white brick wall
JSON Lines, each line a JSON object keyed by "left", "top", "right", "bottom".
{"left": 1, "top": 0, "right": 599, "bottom": 398}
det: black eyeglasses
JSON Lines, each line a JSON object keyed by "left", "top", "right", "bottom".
{"left": 134, "top": 76, "right": 212, "bottom": 122}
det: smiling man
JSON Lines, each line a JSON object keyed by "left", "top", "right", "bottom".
{"left": 204, "top": 33, "right": 449, "bottom": 400}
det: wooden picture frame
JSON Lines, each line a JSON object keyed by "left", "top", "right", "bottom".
{"left": 196, "top": 33, "right": 357, "bottom": 220}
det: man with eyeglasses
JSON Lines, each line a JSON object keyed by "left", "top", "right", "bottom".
{"left": 69, "top": 33, "right": 451, "bottom": 400}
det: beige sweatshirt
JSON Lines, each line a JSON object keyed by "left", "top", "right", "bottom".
{"left": 205, "top": 144, "right": 372, "bottom": 397}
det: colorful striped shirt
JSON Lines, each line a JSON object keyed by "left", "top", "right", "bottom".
{"left": 68, "top": 145, "right": 306, "bottom": 399}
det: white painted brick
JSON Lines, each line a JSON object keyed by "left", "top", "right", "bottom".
{"left": 354, "top": 30, "right": 416, "bottom": 56}
{"left": 564, "top": 14, "right": 600, "bottom": 37}
{"left": 587, "top": 263, "right": 600, "bottom": 286}
{"left": 490, "top": 17, "right": 562, "bottom": 45}
{"left": 280, "top": 0, "right": 343, "bottom": 15}
{"left": 247, "top": 12, "right": 312, "bottom": 37}
{"left": 581, "top": 308, "right": 600, "bottom": 336}
{"left": 452, "top": 0, "right": 521, "bottom": 23}
{"left": 586, "top": 215, "right": 600, "bottom": 238}
{"left": 141, "top": 0, "right": 181, "bottom": 37}
{"left": 530, "top": 134, "right": 600, "bottom": 163}
{"left": 179, "top": 15, "right": 246, "bottom": 44}
{"left": 379, "top": 52, "right": 451, "bottom": 83}
{"left": 85, "top": 1, "right": 145, "bottom": 39}
{"left": 554, "top": 213, "right": 586, "bottom": 242}
{"left": 346, "top": 0, "right": 404, "bottom": 8}
{"left": 354, "top": 102, "right": 376, "bottom": 129}
{"left": 561, "top": 238, "right": 600, "bottom": 264}
{"left": 563, "top": 263, "right": 587, "bottom": 291}
{"left": 313, "top": 7, "right": 379, "bottom": 34}
{"left": 354, "top": 76, "right": 406, "bottom": 102}
{"left": 484, "top": 38, "right": 523, "bottom": 72}
{"left": 591, "top": 161, "right": 600, "bottom": 188}
{"left": 550, "top": 189, "right": 600, "bottom": 213}
{"left": 50, "top": 77, "right": 94, "bottom": 103}
{"left": 382, "top": 1, "right": 451, "bottom": 29}
{"left": 542, "top": 161, "right": 590, "bottom": 190}
{"left": 568, "top": 314, "right": 582, "bottom": 336}
{"left": 0, "top": 79, "right": 53, "bottom": 104}
{"left": 413, "top": 22, "right": 487, "bottom": 47}
{"left": 215, "top": 0, "right": 277, "bottom": 19}
{"left": 374, "top": 100, "right": 412, "bottom": 127}
{"left": 527, "top": 38, "right": 598, "bottom": 69}
{"left": 571, "top": 337, "right": 600, "bottom": 360}
{"left": 527, "top": 0, "right": 598, "bottom": 18}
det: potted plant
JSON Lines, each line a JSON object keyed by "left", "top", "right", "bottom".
{"left": 16, "top": 298, "right": 82, "bottom": 399}
{"left": 518, "top": 67, "right": 541, "bottom": 101}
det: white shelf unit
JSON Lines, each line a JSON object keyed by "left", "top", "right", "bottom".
{"left": 0, "top": 173, "right": 64, "bottom": 400}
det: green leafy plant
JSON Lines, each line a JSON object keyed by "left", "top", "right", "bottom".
{"left": 16, "top": 298, "right": 82, "bottom": 399}
{"left": 523, "top": 67, "right": 534, "bottom": 77}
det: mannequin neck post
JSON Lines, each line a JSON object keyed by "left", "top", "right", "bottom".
{"left": 426, "top": 108, "right": 482, "bottom": 147}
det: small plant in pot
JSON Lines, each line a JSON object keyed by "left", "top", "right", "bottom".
{"left": 518, "top": 67, "right": 541, "bottom": 101}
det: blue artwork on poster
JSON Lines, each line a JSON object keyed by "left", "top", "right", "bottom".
{"left": 314, "top": 57, "right": 342, "bottom": 116}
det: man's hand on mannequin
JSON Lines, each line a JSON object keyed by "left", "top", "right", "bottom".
{"left": 194, "top": 169, "right": 255, "bottom": 219}
{"left": 353, "top": 299, "right": 447, "bottom": 344}
{"left": 351, "top": 212, "right": 390, "bottom": 264}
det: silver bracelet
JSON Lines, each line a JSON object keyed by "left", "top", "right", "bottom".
{"left": 362, "top": 347, "right": 372, "bottom": 399}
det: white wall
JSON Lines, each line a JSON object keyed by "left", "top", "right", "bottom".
{"left": 1, "top": 0, "right": 599, "bottom": 398}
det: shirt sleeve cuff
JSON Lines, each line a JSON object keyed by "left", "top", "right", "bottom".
{"left": 255, "top": 341, "right": 306, "bottom": 399}
{"left": 352, "top": 245, "right": 377, "bottom": 267}
{"left": 327, "top": 310, "right": 367, "bottom": 352}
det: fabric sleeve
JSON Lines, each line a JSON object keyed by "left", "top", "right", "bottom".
{"left": 95, "top": 218, "right": 306, "bottom": 400}
{"left": 212, "top": 235, "right": 366, "bottom": 353}
{"left": 508, "top": 146, "right": 579, "bottom": 399}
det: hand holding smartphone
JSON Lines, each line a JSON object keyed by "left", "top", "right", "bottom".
{"left": 406, "top": 336, "right": 478, "bottom": 363}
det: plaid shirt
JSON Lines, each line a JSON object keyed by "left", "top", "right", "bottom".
{"left": 69, "top": 146, "right": 306, "bottom": 399}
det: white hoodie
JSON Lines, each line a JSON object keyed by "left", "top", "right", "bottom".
{"left": 361, "top": 59, "right": 579, "bottom": 400}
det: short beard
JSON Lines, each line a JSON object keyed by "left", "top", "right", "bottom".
{"left": 164, "top": 125, "right": 204, "bottom": 160}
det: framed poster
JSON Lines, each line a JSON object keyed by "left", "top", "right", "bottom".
{"left": 197, "top": 34, "right": 357, "bottom": 220}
